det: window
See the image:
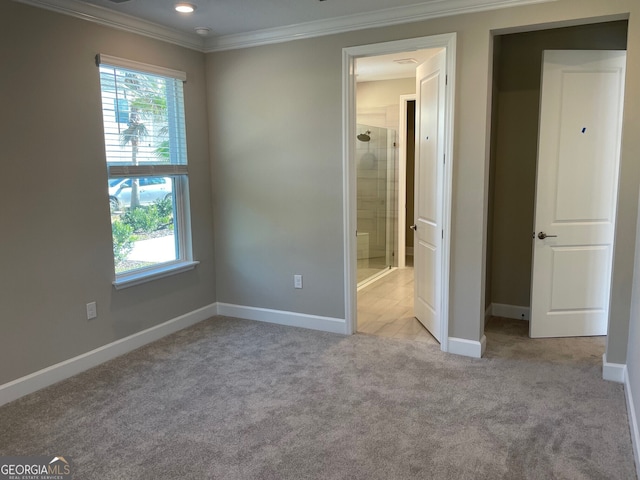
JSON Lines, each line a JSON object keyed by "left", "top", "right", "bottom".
{"left": 97, "top": 54, "right": 197, "bottom": 288}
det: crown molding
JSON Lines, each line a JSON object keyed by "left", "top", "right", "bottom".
{"left": 13, "top": 0, "right": 205, "bottom": 51}
{"left": 14, "top": 0, "right": 556, "bottom": 53}
{"left": 204, "top": 0, "right": 557, "bottom": 52}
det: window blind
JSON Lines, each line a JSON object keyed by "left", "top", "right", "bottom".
{"left": 97, "top": 54, "right": 188, "bottom": 177}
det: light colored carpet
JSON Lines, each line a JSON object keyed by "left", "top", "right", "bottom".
{"left": 0, "top": 316, "right": 635, "bottom": 479}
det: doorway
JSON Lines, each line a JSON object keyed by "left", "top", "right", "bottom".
{"left": 355, "top": 99, "right": 423, "bottom": 341}
{"left": 343, "top": 34, "right": 456, "bottom": 352}
{"left": 486, "top": 21, "right": 629, "bottom": 341}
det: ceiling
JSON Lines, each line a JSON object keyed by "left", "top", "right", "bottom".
{"left": 15, "top": 0, "right": 552, "bottom": 51}
{"left": 356, "top": 49, "right": 440, "bottom": 82}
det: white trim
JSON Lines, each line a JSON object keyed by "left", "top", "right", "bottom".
{"left": 13, "top": 0, "right": 204, "bottom": 51}
{"left": 602, "top": 353, "right": 626, "bottom": 383}
{"left": 113, "top": 261, "right": 199, "bottom": 290}
{"left": 440, "top": 36, "right": 457, "bottom": 355}
{"left": 108, "top": 165, "right": 190, "bottom": 177}
{"left": 624, "top": 367, "right": 640, "bottom": 479}
{"left": 491, "top": 303, "right": 531, "bottom": 321}
{"left": 398, "top": 94, "right": 416, "bottom": 270}
{"left": 204, "top": 0, "right": 556, "bottom": 52}
{"left": 343, "top": 45, "right": 358, "bottom": 335}
{"left": 343, "top": 34, "right": 456, "bottom": 352}
{"left": 216, "top": 303, "right": 348, "bottom": 335}
{"left": 0, "top": 303, "right": 218, "bottom": 407}
{"left": 97, "top": 54, "right": 187, "bottom": 81}
{"left": 15, "top": 0, "right": 556, "bottom": 53}
{"left": 448, "top": 335, "right": 487, "bottom": 358}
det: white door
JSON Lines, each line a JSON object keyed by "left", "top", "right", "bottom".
{"left": 530, "top": 50, "right": 626, "bottom": 338}
{"left": 413, "top": 50, "right": 446, "bottom": 342}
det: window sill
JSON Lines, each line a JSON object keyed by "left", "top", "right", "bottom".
{"left": 113, "top": 261, "right": 200, "bottom": 290}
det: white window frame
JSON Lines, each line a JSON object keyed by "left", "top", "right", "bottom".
{"left": 97, "top": 54, "right": 198, "bottom": 289}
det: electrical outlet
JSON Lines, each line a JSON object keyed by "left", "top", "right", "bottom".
{"left": 294, "top": 274, "right": 303, "bottom": 289}
{"left": 86, "top": 302, "right": 97, "bottom": 320}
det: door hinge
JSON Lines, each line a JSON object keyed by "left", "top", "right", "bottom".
{"left": 442, "top": 230, "right": 444, "bottom": 239}
{"left": 443, "top": 153, "right": 446, "bottom": 164}
{"left": 445, "top": 75, "right": 448, "bottom": 86}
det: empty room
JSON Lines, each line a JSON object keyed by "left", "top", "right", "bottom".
{"left": 2, "top": 0, "right": 640, "bottom": 478}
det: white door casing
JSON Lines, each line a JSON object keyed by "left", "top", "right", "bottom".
{"left": 343, "top": 34, "right": 456, "bottom": 352}
{"left": 413, "top": 50, "right": 446, "bottom": 342}
{"left": 530, "top": 50, "right": 627, "bottom": 338}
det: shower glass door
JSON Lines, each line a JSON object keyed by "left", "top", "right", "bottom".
{"left": 356, "top": 124, "right": 397, "bottom": 285}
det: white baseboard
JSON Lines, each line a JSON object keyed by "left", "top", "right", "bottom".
{"left": 602, "top": 353, "right": 626, "bottom": 383}
{"left": 491, "top": 303, "right": 530, "bottom": 321}
{"left": 0, "top": 303, "right": 218, "bottom": 407}
{"left": 448, "top": 335, "right": 486, "bottom": 359}
{"left": 216, "top": 303, "right": 348, "bottom": 335}
{"left": 624, "top": 367, "right": 640, "bottom": 480}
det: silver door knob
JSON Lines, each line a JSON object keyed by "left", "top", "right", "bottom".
{"left": 410, "top": 224, "right": 417, "bottom": 231}
{"left": 537, "top": 231, "right": 557, "bottom": 240}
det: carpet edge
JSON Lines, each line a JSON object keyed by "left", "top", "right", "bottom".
{"left": 0, "top": 302, "right": 218, "bottom": 407}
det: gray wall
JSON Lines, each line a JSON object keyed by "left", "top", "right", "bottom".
{"left": 3, "top": 0, "right": 640, "bottom": 389}
{"left": 627, "top": 191, "right": 640, "bottom": 462}
{"left": 206, "top": 36, "right": 346, "bottom": 319}
{"left": 206, "top": 0, "right": 640, "bottom": 355}
{"left": 0, "top": 2, "right": 216, "bottom": 385}
{"left": 489, "top": 21, "right": 628, "bottom": 309}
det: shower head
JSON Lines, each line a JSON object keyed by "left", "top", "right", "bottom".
{"left": 357, "top": 130, "right": 371, "bottom": 142}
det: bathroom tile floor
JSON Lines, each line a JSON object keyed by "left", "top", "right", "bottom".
{"left": 357, "top": 265, "right": 438, "bottom": 344}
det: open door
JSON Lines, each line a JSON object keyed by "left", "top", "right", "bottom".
{"left": 530, "top": 50, "right": 626, "bottom": 338}
{"left": 413, "top": 50, "right": 446, "bottom": 342}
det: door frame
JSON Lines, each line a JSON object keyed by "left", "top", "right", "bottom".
{"left": 342, "top": 33, "right": 457, "bottom": 353}
{"left": 397, "top": 94, "right": 416, "bottom": 269}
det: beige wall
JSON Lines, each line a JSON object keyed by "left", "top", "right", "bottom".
{"left": 206, "top": 0, "right": 640, "bottom": 359}
{"left": 0, "top": 2, "right": 216, "bottom": 385}
{"left": 489, "top": 21, "right": 628, "bottom": 309}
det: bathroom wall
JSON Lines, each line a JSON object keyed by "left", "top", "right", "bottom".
{"left": 357, "top": 78, "right": 416, "bottom": 265}
{"left": 357, "top": 78, "right": 415, "bottom": 130}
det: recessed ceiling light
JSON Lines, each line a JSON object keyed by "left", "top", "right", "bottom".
{"left": 194, "top": 27, "right": 211, "bottom": 36}
{"left": 175, "top": 3, "right": 196, "bottom": 13}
